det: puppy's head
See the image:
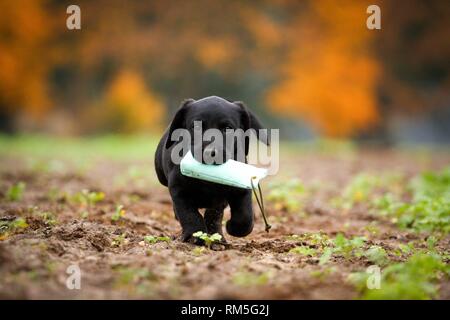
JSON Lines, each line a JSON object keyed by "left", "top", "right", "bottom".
{"left": 166, "top": 96, "right": 269, "bottom": 164}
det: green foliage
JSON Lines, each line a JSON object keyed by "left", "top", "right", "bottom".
{"left": 267, "top": 179, "right": 305, "bottom": 213}
{"left": 71, "top": 189, "right": 105, "bottom": 206}
{"left": 364, "top": 245, "right": 389, "bottom": 266}
{"left": 6, "top": 182, "right": 26, "bottom": 201}
{"left": 411, "top": 168, "right": 450, "bottom": 200}
{"left": 144, "top": 235, "right": 171, "bottom": 244}
{"left": 193, "top": 231, "right": 222, "bottom": 248}
{"left": 372, "top": 167, "right": 450, "bottom": 233}
{"left": 289, "top": 246, "right": 317, "bottom": 256}
{"left": 39, "top": 211, "right": 57, "bottom": 226}
{"left": 332, "top": 233, "right": 367, "bottom": 258}
{"left": 350, "top": 252, "right": 449, "bottom": 299}
{"left": 318, "top": 233, "right": 367, "bottom": 265}
{"left": 286, "top": 232, "right": 331, "bottom": 247}
{"left": 333, "top": 174, "right": 379, "bottom": 209}
{"left": 111, "top": 233, "right": 128, "bottom": 247}
{"left": 0, "top": 217, "right": 28, "bottom": 239}
{"left": 111, "top": 205, "right": 126, "bottom": 222}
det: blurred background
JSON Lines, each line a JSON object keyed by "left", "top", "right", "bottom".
{"left": 0, "top": 0, "right": 449, "bottom": 144}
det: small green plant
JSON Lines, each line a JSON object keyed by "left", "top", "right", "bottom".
{"left": 111, "top": 205, "right": 126, "bottom": 222}
{"left": 289, "top": 246, "right": 317, "bottom": 256}
{"left": 0, "top": 217, "right": 28, "bottom": 240}
{"left": 143, "top": 235, "right": 171, "bottom": 244}
{"left": 371, "top": 167, "right": 450, "bottom": 233}
{"left": 318, "top": 233, "right": 367, "bottom": 265}
{"left": 71, "top": 189, "right": 105, "bottom": 206}
{"left": 349, "top": 252, "right": 450, "bottom": 299}
{"left": 192, "top": 231, "right": 222, "bottom": 248}
{"left": 6, "top": 182, "right": 26, "bottom": 201}
{"left": 111, "top": 233, "right": 128, "bottom": 247}
{"left": 333, "top": 233, "right": 366, "bottom": 258}
{"left": 80, "top": 210, "right": 89, "bottom": 219}
{"left": 39, "top": 211, "right": 57, "bottom": 226}
{"left": 286, "top": 232, "right": 331, "bottom": 247}
{"left": 332, "top": 174, "right": 379, "bottom": 209}
{"left": 364, "top": 245, "right": 389, "bottom": 266}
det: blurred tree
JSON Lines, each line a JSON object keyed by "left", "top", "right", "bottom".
{"left": 84, "top": 69, "right": 165, "bottom": 133}
{"left": 0, "top": 0, "right": 54, "bottom": 130}
{"left": 267, "top": 0, "right": 380, "bottom": 137}
{"left": 0, "top": 0, "right": 448, "bottom": 138}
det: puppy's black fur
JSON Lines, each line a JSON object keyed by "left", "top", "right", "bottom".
{"left": 154, "top": 96, "right": 269, "bottom": 243}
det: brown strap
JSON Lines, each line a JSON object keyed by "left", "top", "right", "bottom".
{"left": 251, "top": 178, "right": 271, "bottom": 232}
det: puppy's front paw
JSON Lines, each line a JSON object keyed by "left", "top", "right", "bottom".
{"left": 226, "top": 220, "right": 254, "bottom": 237}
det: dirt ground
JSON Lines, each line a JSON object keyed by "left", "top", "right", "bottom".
{"left": 0, "top": 142, "right": 449, "bottom": 299}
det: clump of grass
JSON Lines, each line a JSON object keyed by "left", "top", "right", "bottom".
{"left": 349, "top": 252, "right": 449, "bottom": 299}
{"left": 6, "top": 182, "right": 26, "bottom": 201}
{"left": 192, "top": 231, "right": 222, "bottom": 249}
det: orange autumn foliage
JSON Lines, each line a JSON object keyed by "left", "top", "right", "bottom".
{"left": 0, "top": 0, "right": 53, "bottom": 117}
{"left": 91, "top": 70, "right": 165, "bottom": 133}
{"left": 267, "top": 0, "right": 380, "bottom": 137}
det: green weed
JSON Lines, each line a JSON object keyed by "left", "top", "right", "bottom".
{"left": 143, "top": 235, "right": 171, "bottom": 244}
{"left": 350, "top": 252, "right": 449, "bottom": 299}
{"left": 6, "top": 182, "right": 26, "bottom": 201}
{"left": 111, "top": 205, "right": 126, "bottom": 222}
{"left": 192, "top": 231, "right": 222, "bottom": 248}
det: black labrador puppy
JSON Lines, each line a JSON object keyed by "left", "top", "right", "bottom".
{"left": 154, "top": 96, "right": 269, "bottom": 243}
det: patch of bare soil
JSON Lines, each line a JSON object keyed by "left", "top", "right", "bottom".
{"left": 0, "top": 150, "right": 449, "bottom": 299}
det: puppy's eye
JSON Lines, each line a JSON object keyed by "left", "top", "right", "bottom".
{"left": 223, "top": 125, "right": 233, "bottom": 131}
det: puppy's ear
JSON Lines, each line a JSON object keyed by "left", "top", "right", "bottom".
{"left": 165, "top": 99, "right": 194, "bottom": 149}
{"left": 235, "top": 101, "right": 270, "bottom": 144}
{"left": 234, "top": 101, "right": 270, "bottom": 156}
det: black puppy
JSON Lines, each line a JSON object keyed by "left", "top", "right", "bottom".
{"left": 154, "top": 96, "right": 269, "bottom": 243}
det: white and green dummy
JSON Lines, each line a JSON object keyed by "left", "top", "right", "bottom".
{"left": 180, "top": 151, "right": 271, "bottom": 232}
